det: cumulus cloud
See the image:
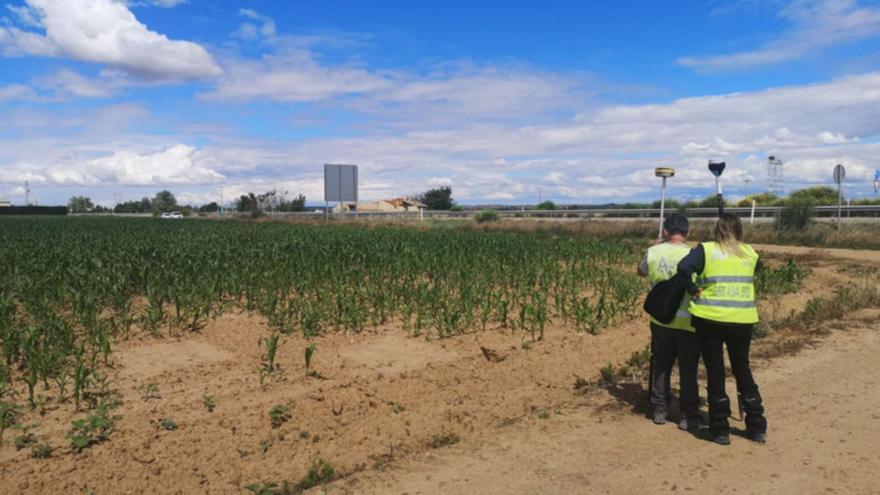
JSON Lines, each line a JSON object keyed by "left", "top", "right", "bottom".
{"left": 3, "top": 66, "right": 880, "bottom": 203}
{"left": 0, "top": 0, "right": 221, "bottom": 79}
{"left": 204, "top": 50, "right": 392, "bottom": 102}
{"left": 678, "top": 0, "right": 880, "bottom": 71}
{"left": 0, "top": 145, "right": 224, "bottom": 187}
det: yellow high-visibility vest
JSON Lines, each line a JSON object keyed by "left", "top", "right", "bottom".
{"left": 688, "top": 241, "right": 759, "bottom": 324}
{"left": 647, "top": 242, "right": 694, "bottom": 332}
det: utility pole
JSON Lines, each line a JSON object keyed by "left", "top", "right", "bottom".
{"left": 24, "top": 180, "right": 30, "bottom": 206}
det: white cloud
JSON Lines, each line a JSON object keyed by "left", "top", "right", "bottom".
{"left": 3, "top": 65, "right": 880, "bottom": 204}
{"left": 0, "top": 0, "right": 221, "bottom": 79}
{"left": 129, "top": 0, "right": 187, "bottom": 7}
{"left": 678, "top": 0, "right": 880, "bottom": 71}
{"left": 0, "top": 144, "right": 224, "bottom": 187}
{"left": 35, "top": 69, "right": 131, "bottom": 98}
{"left": 0, "top": 83, "right": 39, "bottom": 101}
{"left": 204, "top": 50, "right": 392, "bottom": 102}
{"left": 234, "top": 9, "right": 276, "bottom": 41}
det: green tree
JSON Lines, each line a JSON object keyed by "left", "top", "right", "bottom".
{"left": 68, "top": 196, "right": 94, "bottom": 213}
{"left": 114, "top": 197, "right": 152, "bottom": 214}
{"left": 787, "top": 187, "right": 838, "bottom": 206}
{"left": 152, "top": 190, "right": 178, "bottom": 213}
{"left": 199, "top": 202, "right": 220, "bottom": 213}
{"left": 697, "top": 194, "right": 728, "bottom": 208}
{"left": 419, "top": 187, "right": 454, "bottom": 210}
{"left": 736, "top": 193, "right": 780, "bottom": 207}
{"left": 651, "top": 199, "right": 682, "bottom": 210}
{"left": 278, "top": 194, "right": 307, "bottom": 212}
{"left": 236, "top": 193, "right": 259, "bottom": 213}
{"left": 535, "top": 200, "right": 557, "bottom": 210}
{"left": 779, "top": 195, "right": 815, "bottom": 230}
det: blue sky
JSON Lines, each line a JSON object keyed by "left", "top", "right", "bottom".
{"left": 1, "top": 0, "right": 879, "bottom": 206}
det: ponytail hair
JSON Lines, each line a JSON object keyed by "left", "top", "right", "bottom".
{"left": 714, "top": 213, "right": 744, "bottom": 257}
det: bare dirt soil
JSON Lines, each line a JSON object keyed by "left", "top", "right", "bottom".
{"left": 1, "top": 245, "right": 877, "bottom": 495}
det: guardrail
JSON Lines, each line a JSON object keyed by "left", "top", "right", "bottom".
{"left": 66, "top": 204, "right": 880, "bottom": 220}
{"left": 269, "top": 205, "right": 880, "bottom": 220}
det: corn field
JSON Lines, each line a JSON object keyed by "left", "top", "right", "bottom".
{"left": 0, "top": 217, "right": 646, "bottom": 409}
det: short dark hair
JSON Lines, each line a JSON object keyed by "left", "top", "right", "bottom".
{"left": 663, "top": 213, "right": 689, "bottom": 236}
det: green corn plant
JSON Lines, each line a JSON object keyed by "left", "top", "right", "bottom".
{"left": 304, "top": 343, "right": 317, "bottom": 377}
{"left": 0, "top": 400, "right": 19, "bottom": 446}
{"left": 258, "top": 333, "right": 281, "bottom": 384}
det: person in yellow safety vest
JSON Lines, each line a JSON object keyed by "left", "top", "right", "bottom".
{"left": 637, "top": 213, "right": 702, "bottom": 431}
{"left": 676, "top": 213, "right": 767, "bottom": 446}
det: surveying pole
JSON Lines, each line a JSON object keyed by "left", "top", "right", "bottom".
{"left": 708, "top": 161, "right": 726, "bottom": 216}
{"left": 833, "top": 164, "right": 845, "bottom": 230}
{"left": 654, "top": 168, "right": 675, "bottom": 240}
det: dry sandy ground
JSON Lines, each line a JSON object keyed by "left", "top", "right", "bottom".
{"left": 330, "top": 311, "right": 880, "bottom": 495}
{"left": 0, "top": 245, "right": 877, "bottom": 494}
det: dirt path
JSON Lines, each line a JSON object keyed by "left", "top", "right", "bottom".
{"left": 329, "top": 318, "right": 880, "bottom": 495}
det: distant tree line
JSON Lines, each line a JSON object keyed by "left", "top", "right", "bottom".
{"left": 70, "top": 189, "right": 308, "bottom": 216}
{"left": 235, "top": 191, "right": 306, "bottom": 214}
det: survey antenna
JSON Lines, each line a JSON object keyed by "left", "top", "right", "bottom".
{"left": 708, "top": 160, "right": 726, "bottom": 215}
{"left": 654, "top": 167, "right": 675, "bottom": 240}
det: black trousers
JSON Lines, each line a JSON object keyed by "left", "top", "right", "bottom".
{"left": 693, "top": 317, "right": 767, "bottom": 436}
{"left": 650, "top": 323, "right": 700, "bottom": 418}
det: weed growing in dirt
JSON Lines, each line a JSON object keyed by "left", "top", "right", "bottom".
{"left": 756, "top": 259, "right": 808, "bottom": 296}
{"left": 244, "top": 459, "right": 335, "bottom": 494}
{"left": 158, "top": 418, "right": 177, "bottom": 431}
{"left": 203, "top": 394, "right": 215, "bottom": 412}
{"left": 600, "top": 363, "right": 616, "bottom": 386}
{"left": 138, "top": 382, "right": 161, "bottom": 401}
{"left": 429, "top": 432, "right": 461, "bottom": 448}
{"left": 269, "top": 404, "right": 291, "bottom": 429}
{"left": 14, "top": 431, "right": 37, "bottom": 450}
{"left": 573, "top": 375, "right": 591, "bottom": 393}
{"left": 68, "top": 405, "right": 119, "bottom": 452}
{"left": 244, "top": 481, "right": 294, "bottom": 495}
{"left": 30, "top": 442, "right": 53, "bottom": 459}
{"left": 793, "top": 281, "right": 880, "bottom": 331}
{"left": 299, "top": 459, "right": 336, "bottom": 490}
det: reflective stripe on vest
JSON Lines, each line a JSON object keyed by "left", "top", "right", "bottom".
{"left": 646, "top": 242, "right": 694, "bottom": 332}
{"left": 688, "top": 241, "right": 760, "bottom": 324}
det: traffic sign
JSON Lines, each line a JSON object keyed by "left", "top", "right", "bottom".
{"left": 833, "top": 164, "right": 845, "bottom": 184}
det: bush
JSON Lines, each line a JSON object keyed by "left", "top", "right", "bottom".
{"left": 788, "top": 186, "right": 838, "bottom": 206}
{"left": 474, "top": 209, "right": 499, "bottom": 223}
{"left": 419, "top": 187, "right": 454, "bottom": 210}
{"left": 449, "top": 205, "right": 464, "bottom": 212}
{"left": 778, "top": 196, "right": 815, "bottom": 230}
{"left": 535, "top": 201, "right": 557, "bottom": 210}
{"left": 736, "top": 193, "right": 780, "bottom": 207}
